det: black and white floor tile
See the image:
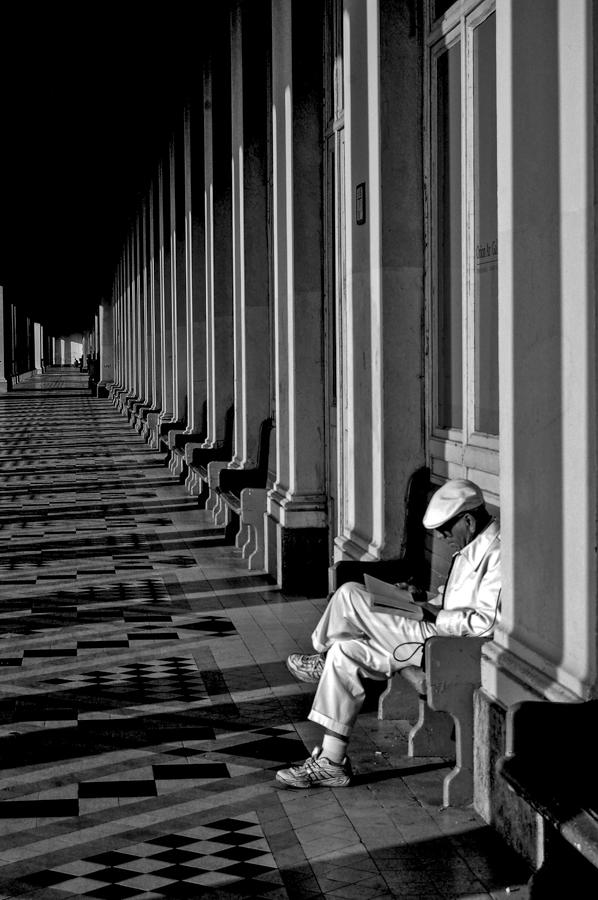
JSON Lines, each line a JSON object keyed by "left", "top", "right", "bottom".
{"left": 0, "top": 372, "right": 531, "bottom": 899}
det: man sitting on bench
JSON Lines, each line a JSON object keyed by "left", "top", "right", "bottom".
{"left": 276, "top": 478, "right": 501, "bottom": 789}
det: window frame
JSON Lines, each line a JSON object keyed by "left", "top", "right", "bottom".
{"left": 424, "top": 0, "right": 499, "bottom": 493}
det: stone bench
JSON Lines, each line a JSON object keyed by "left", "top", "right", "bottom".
{"left": 215, "top": 417, "right": 274, "bottom": 555}
{"left": 328, "top": 466, "right": 494, "bottom": 806}
{"left": 165, "top": 403, "right": 207, "bottom": 479}
{"left": 184, "top": 405, "right": 234, "bottom": 502}
{"left": 497, "top": 698, "right": 598, "bottom": 896}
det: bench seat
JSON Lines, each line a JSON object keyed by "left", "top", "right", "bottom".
{"left": 219, "top": 490, "right": 241, "bottom": 514}
{"left": 498, "top": 698, "right": 598, "bottom": 893}
{"left": 328, "top": 466, "right": 494, "bottom": 806}
{"left": 214, "top": 419, "right": 274, "bottom": 561}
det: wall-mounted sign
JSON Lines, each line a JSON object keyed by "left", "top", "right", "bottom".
{"left": 356, "top": 182, "right": 366, "bottom": 225}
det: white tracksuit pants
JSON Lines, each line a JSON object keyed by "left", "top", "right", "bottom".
{"left": 308, "top": 581, "right": 437, "bottom": 737}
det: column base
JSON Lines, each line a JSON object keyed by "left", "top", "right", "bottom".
{"left": 96, "top": 381, "right": 113, "bottom": 399}
{"left": 271, "top": 519, "right": 329, "bottom": 597}
{"left": 0, "top": 379, "right": 7, "bottom": 394}
{"left": 474, "top": 688, "right": 541, "bottom": 870}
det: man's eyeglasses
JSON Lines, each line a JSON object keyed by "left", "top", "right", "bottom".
{"left": 436, "top": 511, "right": 466, "bottom": 538}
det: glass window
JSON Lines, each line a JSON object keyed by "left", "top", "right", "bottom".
{"left": 434, "top": 0, "right": 456, "bottom": 19}
{"left": 427, "top": 0, "right": 498, "bottom": 486}
{"left": 435, "top": 42, "right": 462, "bottom": 430}
{"left": 473, "top": 12, "right": 498, "bottom": 435}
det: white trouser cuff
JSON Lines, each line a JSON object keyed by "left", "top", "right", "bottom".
{"left": 308, "top": 708, "right": 353, "bottom": 738}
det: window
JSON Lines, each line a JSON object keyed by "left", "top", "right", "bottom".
{"left": 426, "top": 0, "right": 498, "bottom": 491}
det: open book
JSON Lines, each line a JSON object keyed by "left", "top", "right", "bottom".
{"left": 364, "top": 573, "right": 424, "bottom": 620}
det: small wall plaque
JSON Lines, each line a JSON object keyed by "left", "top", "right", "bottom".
{"left": 355, "top": 182, "right": 366, "bottom": 225}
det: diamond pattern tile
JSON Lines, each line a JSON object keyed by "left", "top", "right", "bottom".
{"left": 0, "top": 372, "right": 532, "bottom": 899}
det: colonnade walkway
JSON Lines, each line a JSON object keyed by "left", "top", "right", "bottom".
{"left": 0, "top": 370, "right": 529, "bottom": 900}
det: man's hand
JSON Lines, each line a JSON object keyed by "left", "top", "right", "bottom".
{"left": 421, "top": 603, "right": 439, "bottom": 624}
{"left": 395, "top": 582, "right": 428, "bottom": 604}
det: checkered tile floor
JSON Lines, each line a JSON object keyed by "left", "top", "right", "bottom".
{"left": 0, "top": 370, "right": 531, "bottom": 899}
{"left": 26, "top": 814, "right": 281, "bottom": 897}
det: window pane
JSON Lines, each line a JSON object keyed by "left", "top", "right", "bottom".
{"left": 473, "top": 13, "right": 498, "bottom": 435}
{"left": 434, "top": 1, "right": 456, "bottom": 19}
{"left": 435, "top": 43, "right": 462, "bottom": 430}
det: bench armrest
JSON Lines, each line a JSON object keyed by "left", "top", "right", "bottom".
{"left": 424, "top": 635, "right": 489, "bottom": 685}
{"left": 207, "top": 460, "right": 229, "bottom": 490}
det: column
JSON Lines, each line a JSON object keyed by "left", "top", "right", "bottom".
{"left": 229, "top": 0, "right": 271, "bottom": 469}
{"left": 143, "top": 181, "right": 164, "bottom": 443}
{"left": 96, "top": 299, "right": 114, "bottom": 397}
{"left": 0, "top": 287, "right": 7, "bottom": 392}
{"left": 129, "top": 213, "right": 149, "bottom": 425}
{"left": 110, "top": 267, "right": 123, "bottom": 398}
{"left": 182, "top": 102, "right": 207, "bottom": 439}
{"left": 121, "top": 234, "right": 137, "bottom": 400}
{"left": 266, "top": 0, "right": 328, "bottom": 595}
{"left": 141, "top": 200, "right": 153, "bottom": 409}
{"left": 33, "top": 322, "right": 42, "bottom": 373}
{"left": 165, "top": 130, "right": 189, "bottom": 444}
{"left": 476, "top": 0, "right": 596, "bottom": 860}
{"left": 202, "top": 22, "right": 234, "bottom": 450}
{"left": 334, "top": 0, "right": 425, "bottom": 562}
{"left": 133, "top": 215, "right": 145, "bottom": 403}
{"left": 154, "top": 158, "right": 176, "bottom": 446}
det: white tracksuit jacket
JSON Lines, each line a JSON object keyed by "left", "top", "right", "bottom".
{"left": 308, "top": 520, "right": 501, "bottom": 737}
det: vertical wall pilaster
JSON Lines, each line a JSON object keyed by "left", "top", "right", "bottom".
{"left": 476, "top": 0, "right": 596, "bottom": 860}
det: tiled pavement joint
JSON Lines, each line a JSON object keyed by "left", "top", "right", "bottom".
{"left": 0, "top": 373, "right": 531, "bottom": 898}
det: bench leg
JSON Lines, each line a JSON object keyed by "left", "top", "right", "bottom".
{"left": 239, "top": 490, "right": 267, "bottom": 571}
{"left": 184, "top": 469, "right": 198, "bottom": 496}
{"left": 240, "top": 526, "right": 255, "bottom": 558}
{"left": 378, "top": 678, "right": 419, "bottom": 721}
{"left": 197, "top": 479, "right": 209, "bottom": 508}
{"left": 213, "top": 497, "right": 230, "bottom": 527}
{"left": 408, "top": 699, "right": 455, "bottom": 758}
{"left": 236, "top": 523, "right": 250, "bottom": 551}
{"left": 224, "top": 510, "right": 240, "bottom": 544}
{"left": 206, "top": 489, "right": 219, "bottom": 515}
{"left": 432, "top": 684, "right": 475, "bottom": 807}
{"left": 247, "top": 526, "right": 265, "bottom": 570}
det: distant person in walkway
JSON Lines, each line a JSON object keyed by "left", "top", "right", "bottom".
{"left": 276, "top": 478, "right": 501, "bottom": 789}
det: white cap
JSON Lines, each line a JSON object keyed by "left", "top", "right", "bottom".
{"left": 423, "top": 479, "right": 485, "bottom": 530}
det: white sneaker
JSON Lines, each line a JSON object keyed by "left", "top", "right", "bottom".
{"left": 276, "top": 747, "right": 352, "bottom": 789}
{"left": 286, "top": 652, "right": 326, "bottom": 683}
